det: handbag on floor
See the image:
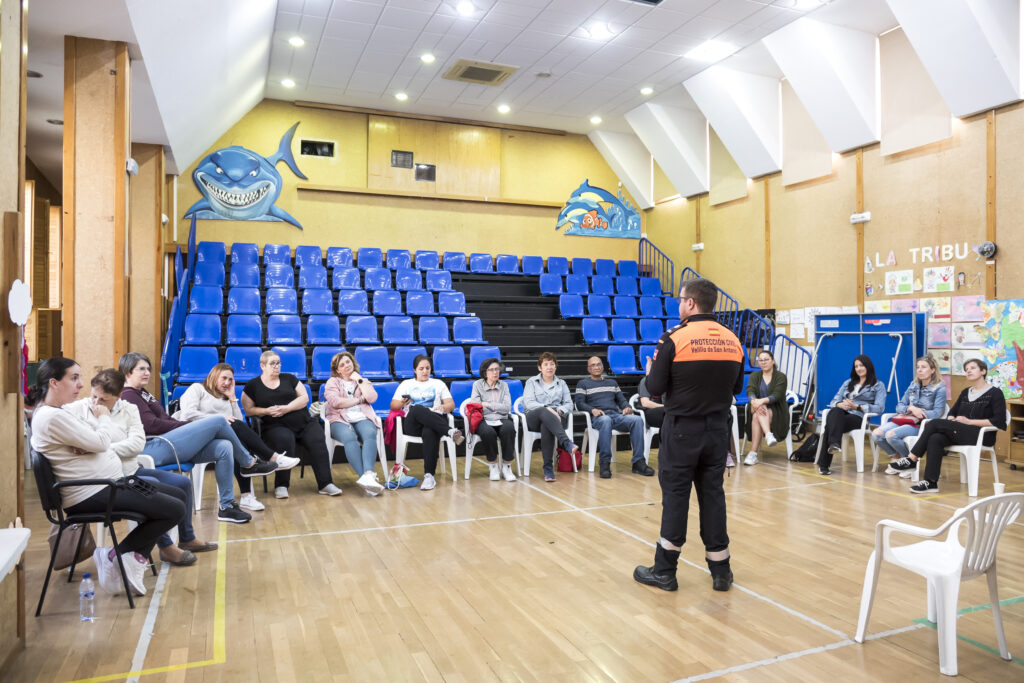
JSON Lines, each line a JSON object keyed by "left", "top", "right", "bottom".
{"left": 48, "top": 523, "right": 97, "bottom": 571}
{"left": 556, "top": 447, "right": 582, "bottom": 472}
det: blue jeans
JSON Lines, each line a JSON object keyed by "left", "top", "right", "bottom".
{"left": 872, "top": 422, "right": 919, "bottom": 458}
{"left": 594, "top": 412, "right": 645, "bottom": 465}
{"left": 136, "top": 467, "right": 194, "bottom": 548}
{"left": 330, "top": 419, "right": 379, "bottom": 476}
{"left": 142, "top": 416, "right": 254, "bottom": 509}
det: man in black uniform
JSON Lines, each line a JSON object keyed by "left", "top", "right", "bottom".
{"left": 633, "top": 277, "right": 744, "bottom": 592}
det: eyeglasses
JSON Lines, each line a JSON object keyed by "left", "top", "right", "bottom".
{"left": 587, "top": 362, "right": 603, "bottom": 367}
{"left": 678, "top": 296, "right": 694, "bottom": 303}
{"left": 265, "top": 361, "right": 281, "bottom": 367}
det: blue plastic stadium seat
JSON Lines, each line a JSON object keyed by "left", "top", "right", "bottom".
{"left": 264, "top": 264, "right": 294, "bottom": 288}
{"left": 663, "top": 297, "right": 679, "bottom": 319}
{"left": 226, "top": 315, "right": 261, "bottom": 345}
{"left": 613, "top": 295, "right": 639, "bottom": 318}
{"left": 177, "top": 347, "right": 218, "bottom": 383}
{"left": 469, "top": 253, "right": 493, "bottom": 273}
{"left": 610, "top": 318, "right": 638, "bottom": 344}
{"left": 437, "top": 291, "right": 466, "bottom": 316}
{"left": 355, "top": 346, "right": 391, "bottom": 379}
{"left": 393, "top": 346, "right": 427, "bottom": 379}
{"left": 449, "top": 380, "right": 475, "bottom": 414}
{"left": 538, "top": 273, "right": 563, "bottom": 296}
{"left": 230, "top": 243, "right": 259, "bottom": 265}
{"left": 424, "top": 270, "right": 452, "bottom": 291}
{"left": 639, "top": 277, "right": 661, "bottom": 296}
{"left": 639, "top": 318, "right": 664, "bottom": 342}
{"left": 581, "top": 318, "right": 610, "bottom": 345}
{"left": 311, "top": 346, "right": 346, "bottom": 380}
{"left": 394, "top": 269, "right": 422, "bottom": 291}
{"left": 338, "top": 290, "right": 370, "bottom": 315}
{"left": 271, "top": 345, "right": 307, "bottom": 380}
{"left": 415, "top": 250, "right": 439, "bottom": 270}
{"left": 433, "top": 346, "right": 470, "bottom": 378}
{"left": 565, "top": 274, "right": 589, "bottom": 295}
{"left": 638, "top": 296, "right": 662, "bottom": 319}
{"left": 418, "top": 316, "right": 450, "bottom": 344}
{"left": 587, "top": 295, "right": 612, "bottom": 317}
{"left": 594, "top": 258, "right": 615, "bottom": 277}
{"left": 307, "top": 315, "right": 341, "bottom": 344}
{"left": 616, "top": 277, "right": 639, "bottom": 296}
{"left": 345, "top": 315, "right": 379, "bottom": 344}
{"left": 298, "top": 265, "right": 328, "bottom": 290}
{"left": 227, "top": 287, "right": 260, "bottom": 314}
{"left": 405, "top": 291, "right": 435, "bottom": 316}
{"left": 372, "top": 290, "right": 403, "bottom": 315}
{"left": 302, "top": 288, "right": 333, "bottom": 315}
{"left": 356, "top": 247, "right": 383, "bottom": 270}
{"left": 229, "top": 265, "right": 260, "bottom": 288}
{"left": 265, "top": 288, "right": 297, "bottom": 314}
{"left": 193, "top": 263, "right": 225, "bottom": 287}
{"left": 188, "top": 286, "right": 223, "bottom": 314}
{"left": 197, "top": 241, "right": 226, "bottom": 265}
{"left": 495, "top": 254, "right": 519, "bottom": 274}
{"left": 294, "top": 245, "right": 322, "bottom": 268}
{"left": 590, "top": 275, "right": 614, "bottom": 296}
{"left": 224, "top": 346, "right": 262, "bottom": 381}
{"left": 326, "top": 247, "right": 353, "bottom": 269}
{"left": 504, "top": 379, "right": 524, "bottom": 407}
{"left": 452, "top": 317, "right": 485, "bottom": 344}
{"left": 332, "top": 267, "right": 361, "bottom": 290}
{"left": 369, "top": 381, "right": 400, "bottom": 417}
{"left": 386, "top": 249, "right": 412, "bottom": 270}
{"left": 171, "top": 385, "right": 189, "bottom": 403}
{"left": 267, "top": 315, "right": 302, "bottom": 345}
{"left": 608, "top": 346, "right": 643, "bottom": 375}
{"left": 546, "top": 257, "right": 569, "bottom": 275}
{"left": 571, "top": 257, "right": 592, "bottom": 275}
{"left": 558, "top": 294, "right": 584, "bottom": 318}
{"left": 382, "top": 316, "right": 416, "bottom": 344}
{"left": 521, "top": 255, "right": 543, "bottom": 275}
{"left": 443, "top": 251, "right": 467, "bottom": 272}
{"left": 363, "top": 267, "right": 392, "bottom": 291}
{"left": 618, "top": 260, "right": 639, "bottom": 277}
{"left": 637, "top": 344, "right": 658, "bottom": 368}
{"left": 468, "top": 346, "right": 501, "bottom": 376}
{"left": 183, "top": 314, "right": 221, "bottom": 345}
{"left": 263, "top": 244, "right": 291, "bottom": 265}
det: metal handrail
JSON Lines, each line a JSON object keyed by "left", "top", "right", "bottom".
{"left": 771, "top": 333, "right": 812, "bottom": 402}
{"left": 638, "top": 237, "right": 674, "bottom": 294}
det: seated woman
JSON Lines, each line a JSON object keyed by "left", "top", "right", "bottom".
{"left": 818, "top": 355, "right": 886, "bottom": 476}
{"left": 523, "top": 351, "right": 580, "bottom": 482}
{"left": 637, "top": 357, "right": 664, "bottom": 430}
{"left": 743, "top": 350, "right": 789, "bottom": 466}
{"left": 324, "top": 351, "right": 384, "bottom": 496}
{"left": 65, "top": 368, "right": 218, "bottom": 567}
{"left": 890, "top": 358, "right": 1006, "bottom": 493}
{"left": 470, "top": 357, "right": 517, "bottom": 482}
{"left": 30, "top": 357, "right": 185, "bottom": 596}
{"left": 118, "top": 352, "right": 275, "bottom": 523}
{"left": 175, "top": 363, "right": 300, "bottom": 511}
{"left": 391, "top": 353, "right": 465, "bottom": 491}
{"left": 241, "top": 350, "right": 341, "bottom": 498}
{"left": 874, "top": 355, "right": 947, "bottom": 473}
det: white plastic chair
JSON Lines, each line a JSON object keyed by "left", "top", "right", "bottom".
{"left": 740, "top": 391, "right": 798, "bottom": 458}
{"left": 813, "top": 408, "right": 879, "bottom": 472}
{"left": 577, "top": 410, "right": 644, "bottom": 472}
{"left": 873, "top": 403, "right": 950, "bottom": 467}
{"left": 513, "top": 397, "right": 576, "bottom": 476}
{"left": 459, "top": 398, "right": 520, "bottom": 478}
{"left": 908, "top": 410, "right": 1007, "bottom": 497}
{"left": 729, "top": 404, "right": 740, "bottom": 458}
{"left": 629, "top": 394, "right": 660, "bottom": 462}
{"left": 320, "top": 404, "right": 388, "bottom": 482}
{"left": 394, "top": 410, "right": 457, "bottom": 482}
{"left": 855, "top": 493, "right": 1022, "bottom": 676}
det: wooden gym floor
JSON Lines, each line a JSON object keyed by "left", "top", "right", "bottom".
{"left": 7, "top": 445, "right": 1024, "bottom": 682}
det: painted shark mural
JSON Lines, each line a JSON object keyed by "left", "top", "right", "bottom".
{"left": 555, "top": 180, "right": 640, "bottom": 239}
{"left": 184, "top": 122, "right": 308, "bottom": 228}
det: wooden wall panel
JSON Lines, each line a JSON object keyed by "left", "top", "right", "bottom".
{"left": 129, "top": 143, "right": 163, "bottom": 392}
{"left": 643, "top": 196, "right": 697, "bottom": 285}
{"left": 367, "top": 115, "right": 437, "bottom": 194}
{"left": 700, "top": 180, "right": 765, "bottom": 308}
{"left": 434, "top": 122, "right": 500, "bottom": 198}
{"left": 994, "top": 101, "right": 1024, "bottom": 300}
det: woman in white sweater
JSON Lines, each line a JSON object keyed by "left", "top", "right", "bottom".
{"left": 29, "top": 357, "right": 184, "bottom": 597}
{"left": 175, "top": 363, "right": 299, "bottom": 511}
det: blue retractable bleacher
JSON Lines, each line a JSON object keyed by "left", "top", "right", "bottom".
{"left": 370, "top": 381, "right": 400, "bottom": 417}
{"left": 171, "top": 385, "right": 189, "bottom": 403}
{"left": 338, "top": 290, "right": 370, "bottom": 315}
{"left": 639, "top": 318, "right": 664, "bottom": 342}
{"left": 307, "top": 315, "right": 341, "bottom": 344}
{"left": 265, "top": 288, "right": 297, "bottom": 314}
{"left": 224, "top": 346, "right": 262, "bottom": 381}
{"left": 386, "top": 249, "right": 412, "bottom": 270}
{"left": 393, "top": 346, "right": 427, "bottom": 378}
{"left": 571, "top": 257, "right": 592, "bottom": 275}
{"left": 183, "top": 314, "right": 221, "bottom": 345}
{"left": 265, "top": 264, "right": 294, "bottom": 288}
{"left": 469, "top": 345, "right": 501, "bottom": 376}
{"left": 608, "top": 346, "right": 643, "bottom": 374}
{"left": 616, "top": 277, "right": 638, "bottom": 296}
{"left": 197, "top": 241, "right": 226, "bottom": 264}
{"left": 227, "top": 288, "right": 260, "bottom": 314}
{"left": 302, "top": 289, "right": 333, "bottom": 315}
{"left": 594, "top": 259, "right": 615, "bottom": 277}
{"left": 618, "top": 260, "right": 639, "bottom": 277}
{"left": 415, "top": 250, "right": 439, "bottom": 270}
{"left": 591, "top": 275, "right": 614, "bottom": 296}
{"left": 449, "top": 380, "right": 475, "bottom": 414}
{"left": 357, "top": 247, "right": 383, "bottom": 270}
{"left": 582, "top": 318, "right": 609, "bottom": 344}
{"left": 637, "top": 344, "right": 657, "bottom": 367}
{"left": 312, "top": 346, "right": 345, "bottom": 380}
{"left": 587, "top": 295, "right": 611, "bottom": 317}
{"left": 559, "top": 294, "right": 584, "bottom": 318}
{"left": 295, "top": 245, "right": 322, "bottom": 268}
{"left": 333, "top": 267, "right": 361, "bottom": 290}
{"left": 610, "top": 318, "right": 637, "bottom": 344}
{"left": 406, "top": 291, "right": 435, "bottom": 315}
{"left": 437, "top": 291, "right": 465, "bottom": 315}
{"left": 364, "top": 267, "right": 392, "bottom": 291}
{"left": 433, "top": 346, "right": 469, "bottom": 378}
{"left": 355, "top": 346, "right": 390, "bottom": 379}
{"left": 264, "top": 244, "right": 291, "bottom": 265}
{"left": 638, "top": 296, "right": 662, "bottom": 319}
{"left": 271, "top": 345, "right": 307, "bottom": 380}
{"left": 452, "top": 317, "right": 484, "bottom": 344}
{"left": 613, "top": 295, "right": 638, "bottom": 318}
{"left": 443, "top": 251, "right": 467, "bottom": 272}
{"left": 546, "top": 257, "right": 568, "bottom": 275}
{"left": 373, "top": 290, "right": 402, "bottom": 315}
{"left": 327, "top": 247, "right": 353, "bottom": 269}
{"left": 382, "top": 316, "right": 415, "bottom": 344}
{"left": 504, "top": 379, "right": 524, "bottom": 407}
{"left": 495, "top": 254, "right": 518, "bottom": 274}
{"left": 345, "top": 315, "right": 379, "bottom": 344}
{"left": 565, "top": 274, "right": 589, "bottom": 295}
{"left": 188, "top": 286, "right": 222, "bottom": 314}
{"left": 425, "top": 270, "right": 452, "bottom": 291}
{"left": 395, "top": 269, "right": 422, "bottom": 291}
{"left": 226, "top": 315, "right": 261, "bottom": 345}
{"left": 229, "top": 265, "right": 260, "bottom": 288}
{"left": 193, "top": 263, "right": 225, "bottom": 287}
{"left": 521, "top": 255, "right": 543, "bottom": 275}
{"left": 419, "top": 316, "right": 450, "bottom": 344}
{"left": 538, "top": 274, "right": 562, "bottom": 295}
{"left": 178, "top": 347, "right": 218, "bottom": 383}
{"left": 298, "top": 265, "right": 328, "bottom": 290}
{"left": 663, "top": 297, "right": 679, "bottom": 319}
{"left": 469, "top": 253, "right": 493, "bottom": 273}
{"left": 231, "top": 243, "right": 259, "bottom": 265}
{"left": 267, "top": 315, "right": 302, "bottom": 345}
{"left": 639, "top": 277, "right": 661, "bottom": 296}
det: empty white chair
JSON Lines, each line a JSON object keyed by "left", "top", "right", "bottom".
{"left": 320, "top": 404, "right": 388, "bottom": 483}
{"left": 814, "top": 408, "right": 879, "bottom": 472}
{"left": 908, "top": 409, "right": 1006, "bottom": 497}
{"left": 460, "top": 398, "right": 520, "bottom": 478}
{"left": 855, "top": 493, "right": 1022, "bottom": 676}
{"left": 513, "top": 397, "right": 576, "bottom": 476}
{"left": 394, "top": 412, "right": 457, "bottom": 482}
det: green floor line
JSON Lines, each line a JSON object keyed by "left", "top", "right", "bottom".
{"left": 909, "top": 594, "right": 1024, "bottom": 667}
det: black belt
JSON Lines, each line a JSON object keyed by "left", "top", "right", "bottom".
{"left": 666, "top": 413, "right": 729, "bottom": 428}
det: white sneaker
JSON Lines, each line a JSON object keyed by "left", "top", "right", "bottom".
{"left": 743, "top": 451, "right": 758, "bottom": 466}
{"left": 501, "top": 463, "right": 517, "bottom": 481}
{"left": 726, "top": 454, "right": 736, "bottom": 468}
{"left": 764, "top": 434, "right": 777, "bottom": 447}
{"left": 319, "top": 483, "right": 343, "bottom": 496}
{"left": 121, "top": 552, "right": 147, "bottom": 596}
{"left": 239, "top": 492, "right": 265, "bottom": 511}
{"left": 272, "top": 453, "right": 300, "bottom": 470}
{"left": 899, "top": 469, "right": 915, "bottom": 479}
{"left": 488, "top": 462, "right": 500, "bottom": 480}
{"left": 357, "top": 471, "right": 384, "bottom": 496}
{"left": 92, "top": 547, "right": 122, "bottom": 594}
{"left": 420, "top": 473, "right": 436, "bottom": 491}
{"left": 274, "top": 486, "right": 289, "bottom": 499}
{"left": 884, "top": 463, "right": 899, "bottom": 475}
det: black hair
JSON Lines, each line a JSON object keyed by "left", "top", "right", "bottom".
{"left": 478, "top": 357, "right": 501, "bottom": 378}
{"left": 679, "top": 277, "right": 718, "bottom": 314}
{"left": 26, "top": 356, "right": 78, "bottom": 406}
{"left": 850, "top": 355, "right": 878, "bottom": 387}
{"left": 412, "top": 353, "right": 432, "bottom": 373}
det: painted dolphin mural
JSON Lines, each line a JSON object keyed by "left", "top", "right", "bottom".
{"left": 184, "top": 122, "right": 308, "bottom": 228}
{"left": 555, "top": 180, "right": 640, "bottom": 239}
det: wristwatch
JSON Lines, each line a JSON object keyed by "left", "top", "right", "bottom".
{"left": 357, "top": 378, "right": 364, "bottom": 384}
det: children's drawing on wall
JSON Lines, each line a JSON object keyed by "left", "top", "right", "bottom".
{"left": 951, "top": 323, "right": 985, "bottom": 348}
{"left": 956, "top": 271, "right": 966, "bottom": 289}
{"left": 951, "top": 349, "right": 985, "bottom": 376}
{"left": 913, "top": 277, "right": 923, "bottom": 291}
{"left": 923, "top": 265, "right": 954, "bottom": 293}
{"left": 891, "top": 298, "right": 919, "bottom": 313}
{"left": 929, "top": 348, "right": 952, "bottom": 374}
{"left": 952, "top": 294, "right": 984, "bottom": 321}
{"left": 884, "top": 270, "right": 913, "bottom": 296}
{"left": 864, "top": 257, "right": 874, "bottom": 274}
{"left": 555, "top": 180, "right": 640, "bottom": 239}
{"left": 865, "top": 299, "right": 890, "bottom": 313}
{"left": 920, "top": 296, "right": 951, "bottom": 319}
{"left": 980, "top": 299, "right": 1024, "bottom": 399}
{"left": 928, "top": 322, "right": 950, "bottom": 346}
{"left": 185, "top": 121, "right": 308, "bottom": 228}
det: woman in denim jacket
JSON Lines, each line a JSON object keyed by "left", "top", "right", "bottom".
{"left": 819, "top": 355, "right": 887, "bottom": 475}
{"left": 874, "top": 355, "right": 947, "bottom": 469}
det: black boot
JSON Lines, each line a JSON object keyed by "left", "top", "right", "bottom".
{"left": 633, "top": 564, "right": 677, "bottom": 591}
{"left": 707, "top": 557, "right": 733, "bottom": 592}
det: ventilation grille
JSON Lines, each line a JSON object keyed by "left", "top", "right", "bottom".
{"left": 443, "top": 59, "right": 518, "bottom": 86}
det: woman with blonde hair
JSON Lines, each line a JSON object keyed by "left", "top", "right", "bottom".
{"left": 874, "top": 355, "right": 947, "bottom": 469}
{"left": 324, "top": 351, "right": 384, "bottom": 495}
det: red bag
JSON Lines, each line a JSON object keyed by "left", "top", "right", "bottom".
{"left": 557, "top": 447, "right": 582, "bottom": 472}
{"left": 891, "top": 415, "right": 920, "bottom": 427}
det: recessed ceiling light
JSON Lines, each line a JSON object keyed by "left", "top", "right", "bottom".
{"left": 640, "top": 86, "right": 653, "bottom": 96}
{"left": 535, "top": 71, "right": 552, "bottom": 78}
{"left": 281, "top": 78, "right": 295, "bottom": 88}
{"left": 395, "top": 92, "right": 409, "bottom": 101}
{"left": 685, "top": 40, "right": 738, "bottom": 62}
{"left": 497, "top": 104, "right": 510, "bottom": 114}
{"left": 590, "top": 115, "right": 602, "bottom": 125}
{"left": 785, "top": 0, "right": 824, "bottom": 9}
{"left": 456, "top": 1, "right": 475, "bottom": 17}
{"left": 420, "top": 53, "right": 436, "bottom": 64}
{"left": 46, "top": 118, "right": 63, "bottom": 126}
{"left": 27, "top": 69, "right": 42, "bottom": 78}
{"left": 583, "top": 22, "right": 614, "bottom": 41}
{"left": 288, "top": 36, "right": 305, "bottom": 47}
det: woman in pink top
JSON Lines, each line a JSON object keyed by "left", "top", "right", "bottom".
{"left": 324, "top": 352, "right": 383, "bottom": 495}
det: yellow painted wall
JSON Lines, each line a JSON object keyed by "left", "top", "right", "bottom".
{"left": 643, "top": 196, "right": 696, "bottom": 287}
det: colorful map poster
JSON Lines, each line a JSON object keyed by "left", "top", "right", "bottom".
{"left": 980, "top": 299, "right": 1024, "bottom": 398}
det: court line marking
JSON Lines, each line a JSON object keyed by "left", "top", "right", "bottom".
{"left": 125, "top": 562, "right": 171, "bottom": 683}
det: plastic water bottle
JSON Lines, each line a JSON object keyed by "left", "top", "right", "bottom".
{"left": 79, "top": 572, "right": 95, "bottom": 622}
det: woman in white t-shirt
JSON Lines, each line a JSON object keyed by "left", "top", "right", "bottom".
{"left": 324, "top": 351, "right": 384, "bottom": 496}
{"left": 390, "top": 353, "right": 465, "bottom": 491}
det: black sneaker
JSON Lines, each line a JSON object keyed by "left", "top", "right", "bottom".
{"left": 632, "top": 461, "right": 655, "bottom": 476}
{"left": 218, "top": 503, "right": 252, "bottom": 524}
{"left": 889, "top": 457, "right": 917, "bottom": 472}
{"left": 240, "top": 459, "right": 278, "bottom": 478}
{"left": 909, "top": 480, "right": 938, "bottom": 494}
{"left": 633, "top": 565, "right": 678, "bottom": 591}
{"left": 819, "top": 467, "right": 831, "bottom": 476}
{"left": 599, "top": 462, "right": 612, "bottom": 478}
{"left": 712, "top": 570, "right": 734, "bottom": 592}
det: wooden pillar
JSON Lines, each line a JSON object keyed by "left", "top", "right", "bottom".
{"left": 129, "top": 143, "right": 164, "bottom": 393}
{"left": 985, "top": 110, "right": 996, "bottom": 300}
{"left": 856, "top": 149, "right": 865, "bottom": 310}
{"left": 62, "top": 37, "right": 130, "bottom": 379}
{"left": 763, "top": 176, "right": 771, "bottom": 308}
